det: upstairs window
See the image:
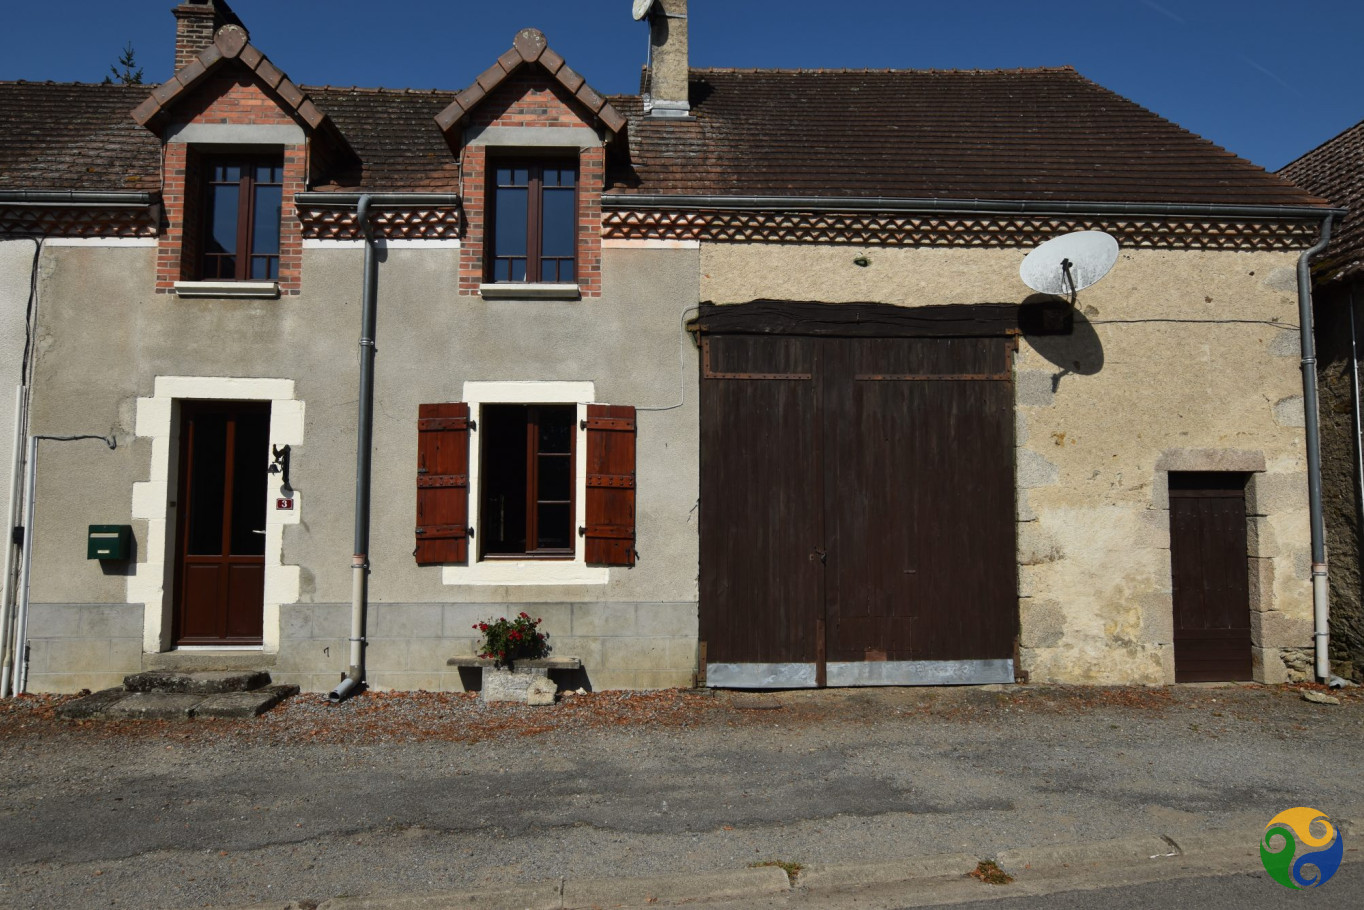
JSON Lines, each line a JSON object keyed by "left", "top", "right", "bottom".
{"left": 488, "top": 161, "right": 577, "bottom": 284}
{"left": 201, "top": 154, "right": 283, "bottom": 281}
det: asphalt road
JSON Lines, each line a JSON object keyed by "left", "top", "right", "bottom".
{"left": 916, "top": 863, "right": 1364, "bottom": 910}
{"left": 1, "top": 683, "right": 1361, "bottom": 909}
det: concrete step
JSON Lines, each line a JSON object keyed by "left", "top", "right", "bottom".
{"left": 141, "top": 651, "right": 277, "bottom": 673}
{"left": 58, "top": 684, "right": 299, "bottom": 721}
{"left": 123, "top": 669, "right": 272, "bottom": 695}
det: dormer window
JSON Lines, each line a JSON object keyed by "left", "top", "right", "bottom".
{"left": 488, "top": 160, "right": 577, "bottom": 284}
{"left": 201, "top": 154, "right": 284, "bottom": 281}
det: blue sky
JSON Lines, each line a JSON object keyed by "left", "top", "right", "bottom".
{"left": 0, "top": 1, "right": 1359, "bottom": 172}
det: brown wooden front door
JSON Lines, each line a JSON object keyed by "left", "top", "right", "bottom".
{"left": 699, "top": 315, "right": 1017, "bottom": 687}
{"left": 173, "top": 402, "right": 270, "bottom": 645}
{"left": 1169, "top": 472, "right": 1253, "bottom": 682}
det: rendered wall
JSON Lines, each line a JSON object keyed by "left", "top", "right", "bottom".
{"left": 23, "top": 242, "right": 700, "bottom": 692}
{"left": 700, "top": 243, "right": 1314, "bottom": 685}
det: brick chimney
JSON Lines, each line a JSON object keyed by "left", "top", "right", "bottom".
{"left": 173, "top": 0, "right": 246, "bottom": 72}
{"left": 645, "top": 0, "right": 690, "bottom": 118}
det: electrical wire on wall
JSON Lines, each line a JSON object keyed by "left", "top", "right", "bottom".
{"left": 636, "top": 304, "right": 700, "bottom": 413}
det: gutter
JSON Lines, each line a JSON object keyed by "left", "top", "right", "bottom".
{"left": 1298, "top": 216, "right": 1336, "bottom": 682}
{"left": 600, "top": 193, "right": 1344, "bottom": 222}
{"left": 294, "top": 192, "right": 459, "bottom": 208}
{"left": 0, "top": 191, "right": 158, "bottom": 208}
{"left": 324, "top": 193, "right": 459, "bottom": 704}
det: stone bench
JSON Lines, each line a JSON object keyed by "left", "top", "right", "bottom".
{"left": 446, "top": 656, "right": 582, "bottom": 705}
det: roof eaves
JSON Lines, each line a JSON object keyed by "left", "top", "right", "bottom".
{"left": 433, "top": 28, "right": 627, "bottom": 137}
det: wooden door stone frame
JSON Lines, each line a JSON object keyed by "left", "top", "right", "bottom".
{"left": 129, "top": 376, "right": 305, "bottom": 654}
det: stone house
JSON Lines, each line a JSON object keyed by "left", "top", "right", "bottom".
{"left": 1280, "top": 119, "right": 1364, "bottom": 681}
{"left": 0, "top": 0, "right": 1338, "bottom": 695}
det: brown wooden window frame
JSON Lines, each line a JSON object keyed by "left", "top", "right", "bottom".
{"left": 198, "top": 151, "right": 284, "bottom": 282}
{"left": 485, "top": 157, "right": 579, "bottom": 285}
{"left": 478, "top": 404, "right": 577, "bottom": 560}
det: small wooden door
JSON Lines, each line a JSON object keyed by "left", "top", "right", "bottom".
{"left": 173, "top": 402, "right": 270, "bottom": 645}
{"left": 1169, "top": 472, "right": 1253, "bottom": 682}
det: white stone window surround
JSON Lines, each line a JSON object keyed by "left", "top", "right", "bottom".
{"left": 442, "top": 381, "right": 608, "bottom": 586}
{"left": 129, "top": 376, "right": 305, "bottom": 653}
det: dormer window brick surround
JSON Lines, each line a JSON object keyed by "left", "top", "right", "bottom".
{"left": 136, "top": 16, "right": 341, "bottom": 297}
{"left": 438, "top": 28, "right": 627, "bottom": 300}
{"left": 155, "top": 71, "right": 306, "bottom": 295}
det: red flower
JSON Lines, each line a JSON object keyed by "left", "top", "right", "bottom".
{"left": 519, "top": 612, "right": 530, "bottom": 620}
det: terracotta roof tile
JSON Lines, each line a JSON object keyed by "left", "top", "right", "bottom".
{"left": 605, "top": 67, "right": 1325, "bottom": 209}
{"left": 1280, "top": 121, "right": 1364, "bottom": 285}
{"left": 0, "top": 65, "right": 1329, "bottom": 211}
{"left": 0, "top": 82, "right": 159, "bottom": 191}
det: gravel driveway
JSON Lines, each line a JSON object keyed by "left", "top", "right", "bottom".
{"left": 2, "top": 683, "right": 1361, "bottom": 909}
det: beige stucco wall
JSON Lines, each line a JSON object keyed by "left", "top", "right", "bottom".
{"left": 701, "top": 242, "right": 1313, "bottom": 684}
{"left": 23, "top": 241, "right": 700, "bottom": 692}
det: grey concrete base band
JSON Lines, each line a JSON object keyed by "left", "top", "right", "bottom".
{"left": 706, "top": 659, "right": 1014, "bottom": 688}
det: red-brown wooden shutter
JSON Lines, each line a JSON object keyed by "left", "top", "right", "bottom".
{"left": 415, "top": 402, "right": 470, "bottom": 565}
{"left": 583, "top": 404, "right": 636, "bottom": 567}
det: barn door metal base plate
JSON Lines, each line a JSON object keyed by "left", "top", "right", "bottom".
{"left": 828, "top": 659, "right": 1014, "bottom": 686}
{"left": 705, "top": 663, "right": 818, "bottom": 688}
{"left": 706, "top": 659, "right": 1014, "bottom": 688}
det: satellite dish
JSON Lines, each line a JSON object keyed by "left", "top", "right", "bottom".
{"left": 1020, "top": 230, "right": 1119, "bottom": 297}
{"left": 633, "top": 0, "right": 657, "bottom": 20}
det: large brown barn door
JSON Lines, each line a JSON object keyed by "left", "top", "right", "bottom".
{"left": 1169, "top": 472, "right": 1253, "bottom": 682}
{"left": 821, "top": 337, "right": 1016, "bottom": 683}
{"left": 699, "top": 335, "right": 826, "bottom": 687}
{"left": 699, "top": 306, "right": 1018, "bottom": 689}
{"left": 173, "top": 401, "right": 270, "bottom": 645}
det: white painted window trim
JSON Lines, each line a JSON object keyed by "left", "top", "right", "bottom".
{"left": 442, "top": 380, "right": 608, "bottom": 586}
{"left": 129, "top": 376, "right": 305, "bottom": 654}
{"left": 173, "top": 280, "right": 280, "bottom": 299}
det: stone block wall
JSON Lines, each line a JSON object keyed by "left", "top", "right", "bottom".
{"left": 24, "top": 603, "right": 143, "bottom": 693}
{"left": 274, "top": 601, "right": 699, "bottom": 692}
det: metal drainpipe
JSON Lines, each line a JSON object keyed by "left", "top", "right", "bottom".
{"left": 1297, "top": 216, "right": 1335, "bottom": 682}
{"left": 325, "top": 192, "right": 460, "bottom": 703}
{"left": 331, "top": 194, "right": 379, "bottom": 704}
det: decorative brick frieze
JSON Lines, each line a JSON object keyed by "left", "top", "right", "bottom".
{"left": 0, "top": 207, "right": 158, "bottom": 238}
{"left": 298, "top": 208, "right": 462, "bottom": 241}
{"left": 601, "top": 208, "right": 1320, "bottom": 252}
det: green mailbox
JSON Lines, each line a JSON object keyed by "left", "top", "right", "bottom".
{"left": 87, "top": 525, "right": 132, "bottom": 560}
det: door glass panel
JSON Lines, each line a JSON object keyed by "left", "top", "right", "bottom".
{"left": 186, "top": 415, "right": 227, "bottom": 555}
{"left": 229, "top": 413, "right": 270, "bottom": 556}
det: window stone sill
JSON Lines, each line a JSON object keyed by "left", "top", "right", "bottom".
{"left": 478, "top": 283, "right": 581, "bottom": 300}
{"left": 173, "top": 281, "right": 280, "bottom": 299}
